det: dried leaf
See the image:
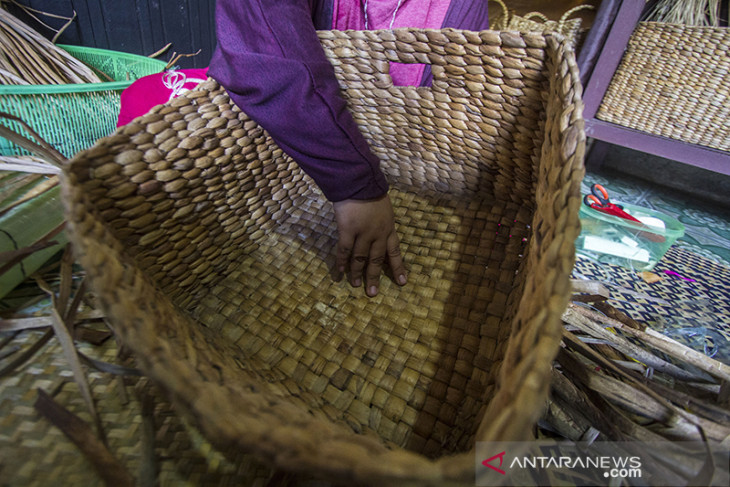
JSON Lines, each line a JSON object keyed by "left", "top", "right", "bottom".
{"left": 0, "top": 112, "right": 65, "bottom": 165}
{"left": 0, "top": 222, "right": 65, "bottom": 277}
{"left": 638, "top": 270, "right": 663, "bottom": 284}
{"left": 34, "top": 274, "right": 105, "bottom": 443}
{"left": 0, "top": 308, "right": 105, "bottom": 333}
{"left": 34, "top": 389, "right": 135, "bottom": 487}
{"left": 0, "top": 240, "right": 58, "bottom": 265}
{"left": 0, "top": 329, "right": 52, "bottom": 378}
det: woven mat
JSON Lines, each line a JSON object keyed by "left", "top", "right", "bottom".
{"left": 573, "top": 246, "right": 730, "bottom": 365}
{"left": 0, "top": 333, "right": 276, "bottom": 486}
{"left": 2, "top": 246, "right": 728, "bottom": 486}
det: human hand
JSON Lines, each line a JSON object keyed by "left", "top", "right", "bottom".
{"left": 333, "top": 194, "right": 407, "bottom": 297}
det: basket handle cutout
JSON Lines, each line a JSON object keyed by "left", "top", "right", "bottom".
{"left": 321, "top": 29, "right": 485, "bottom": 94}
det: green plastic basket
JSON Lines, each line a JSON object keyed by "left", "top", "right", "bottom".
{"left": 0, "top": 45, "right": 166, "bottom": 158}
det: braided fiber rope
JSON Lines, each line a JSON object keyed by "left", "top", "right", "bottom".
{"left": 61, "top": 28, "right": 585, "bottom": 485}
{"left": 489, "top": 0, "right": 593, "bottom": 50}
{"left": 598, "top": 22, "right": 730, "bottom": 152}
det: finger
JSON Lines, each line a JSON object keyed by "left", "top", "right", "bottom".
{"left": 386, "top": 232, "right": 407, "bottom": 286}
{"left": 364, "top": 238, "right": 387, "bottom": 297}
{"left": 349, "top": 237, "right": 370, "bottom": 288}
{"left": 336, "top": 232, "right": 354, "bottom": 282}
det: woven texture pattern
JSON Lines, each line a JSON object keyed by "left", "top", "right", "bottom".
{"left": 0, "top": 332, "right": 274, "bottom": 486}
{"left": 62, "top": 28, "right": 585, "bottom": 485}
{"left": 597, "top": 22, "right": 730, "bottom": 152}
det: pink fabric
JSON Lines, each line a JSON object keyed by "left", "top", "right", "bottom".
{"left": 332, "top": 0, "right": 451, "bottom": 86}
{"left": 117, "top": 68, "right": 209, "bottom": 127}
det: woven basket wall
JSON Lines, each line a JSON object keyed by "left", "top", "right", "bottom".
{"left": 597, "top": 22, "right": 730, "bottom": 152}
{"left": 62, "top": 28, "right": 585, "bottom": 485}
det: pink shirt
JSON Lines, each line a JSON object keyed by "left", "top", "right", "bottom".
{"left": 332, "top": 0, "right": 452, "bottom": 86}
{"left": 117, "top": 68, "right": 209, "bottom": 127}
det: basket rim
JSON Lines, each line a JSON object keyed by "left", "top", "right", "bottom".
{"left": 0, "top": 44, "right": 166, "bottom": 96}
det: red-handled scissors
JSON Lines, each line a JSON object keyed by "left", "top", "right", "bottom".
{"left": 584, "top": 184, "right": 641, "bottom": 222}
{"left": 584, "top": 184, "right": 665, "bottom": 242}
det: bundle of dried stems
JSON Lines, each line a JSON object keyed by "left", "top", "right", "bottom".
{"left": 645, "top": 0, "right": 725, "bottom": 26}
{"left": 0, "top": 7, "right": 100, "bottom": 85}
{"left": 542, "top": 279, "right": 730, "bottom": 485}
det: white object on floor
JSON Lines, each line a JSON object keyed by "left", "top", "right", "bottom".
{"left": 582, "top": 235, "right": 651, "bottom": 263}
{"left": 636, "top": 215, "right": 666, "bottom": 231}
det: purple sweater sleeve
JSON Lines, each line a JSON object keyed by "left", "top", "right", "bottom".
{"left": 208, "top": 0, "right": 388, "bottom": 202}
{"left": 208, "top": 0, "right": 489, "bottom": 202}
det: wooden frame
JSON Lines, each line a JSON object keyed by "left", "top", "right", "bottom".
{"left": 581, "top": 0, "right": 730, "bottom": 175}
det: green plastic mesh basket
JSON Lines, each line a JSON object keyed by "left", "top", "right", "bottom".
{"left": 0, "top": 45, "right": 166, "bottom": 158}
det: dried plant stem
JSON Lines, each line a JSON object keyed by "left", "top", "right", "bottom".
{"left": 35, "top": 270, "right": 106, "bottom": 445}
{"left": 0, "top": 112, "right": 66, "bottom": 165}
{"left": 0, "top": 222, "right": 64, "bottom": 277}
{"left": 0, "top": 308, "right": 105, "bottom": 333}
{"left": 0, "top": 329, "right": 52, "bottom": 378}
{"left": 0, "top": 240, "right": 59, "bottom": 270}
{"left": 646, "top": 0, "right": 722, "bottom": 26}
{"left": 563, "top": 305, "right": 706, "bottom": 382}
{"left": 0, "top": 156, "right": 62, "bottom": 174}
{"left": 0, "top": 8, "right": 101, "bottom": 85}
{"left": 0, "top": 174, "right": 58, "bottom": 218}
{"left": 34, "top": 389, "right": 135, "bottom": 487}
{"left": 572, "top": 303, "right": 730, "bottom": 382}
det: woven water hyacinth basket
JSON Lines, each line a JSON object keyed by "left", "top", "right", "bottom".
{"left": 597, "top": 22, "right": 730, "bottom": 152}
{"left": 62, "top": 28, "right": 585, "bottom": 485}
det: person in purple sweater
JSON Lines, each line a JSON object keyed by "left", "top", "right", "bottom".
{"left": 208, "top": 0, "right": 489, "bottom": 297}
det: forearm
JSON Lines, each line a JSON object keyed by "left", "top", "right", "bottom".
{"left": 208, "top": 0, "right": 388, "bottom": 202}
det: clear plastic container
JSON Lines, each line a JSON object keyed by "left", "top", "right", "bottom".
{"left": 576, "top": 202, "right": 685, "bottom": 271}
